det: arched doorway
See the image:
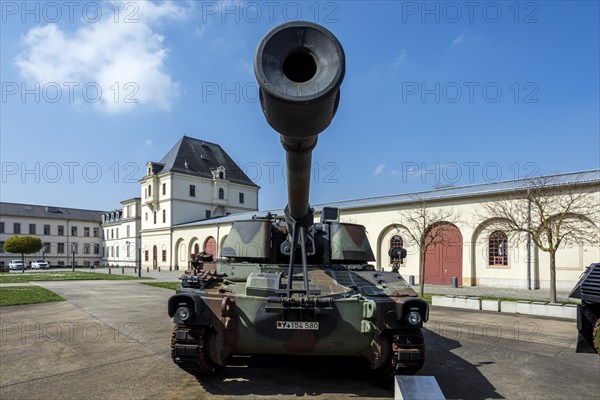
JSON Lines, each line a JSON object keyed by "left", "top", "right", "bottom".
{"left": 152, "top": 245, "right": 158, "bottom": 270}
{"left": 194, "top": 243, "right": 200, "bottom": 255}
{"left": 424, "top": 223, "right": 462, "bottom": 285}
{"left": 204, "top": 236, "right": 216, "bottom": 257}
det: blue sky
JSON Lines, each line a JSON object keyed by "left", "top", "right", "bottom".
{"left": 1, "top": 1, "right": 599, "bottom": 212}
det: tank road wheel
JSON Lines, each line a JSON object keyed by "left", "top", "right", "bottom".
{"left": 170, "top": 325, "right": 217, "bottom": 376}
{"left": 392, "top": 329, "right": 425, "bottom": 375}
{"left": 373, "top": 329, "right": 425, "bottom": 379}
{"left": 593, "top": 318, "right": 600, "bottom": 355}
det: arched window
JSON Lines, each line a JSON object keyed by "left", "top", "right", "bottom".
{"left": 489, "top": 231, "right": 508, "bottom": 266}
{"left": 218, "top": 188, "right": 224, "bottom": 200}
{"left": 390, "top": 235, "right": 404, "bottom": 264}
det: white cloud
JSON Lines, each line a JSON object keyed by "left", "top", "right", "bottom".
{"left": 15, "top": 1, "right": 190, "bottom": 114}
{"left": 451, "top": 31, "right": 466, "bottom": 47}
{"left": 373, "top": 164, "right": 386, "bottom": 176}
{"left": 392, "top": 50, "right": 407, "bottom": 68}
{"left": 144, "top": 139, "right": 153, "bottom": 147}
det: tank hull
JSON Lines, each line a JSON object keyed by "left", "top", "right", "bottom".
{"left": 169, "top": 264, "right": 427, "bottom": 376}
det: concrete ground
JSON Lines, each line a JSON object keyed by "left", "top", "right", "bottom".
{"left": 0, "top": 280, "right": 598, "bottom": 400}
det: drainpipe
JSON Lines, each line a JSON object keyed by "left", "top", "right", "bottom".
{"left": 216, "top": 223, "right": 220, "bottom": 259}
{"left": 527, "top": 189, "right": 531, "bottom": 290}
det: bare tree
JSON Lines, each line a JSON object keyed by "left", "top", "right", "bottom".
{"left": 399, "top": 200, "right": 461, "bottom": 296}
{"left": 480, "top": 176, "right": 600, "bottom": 302}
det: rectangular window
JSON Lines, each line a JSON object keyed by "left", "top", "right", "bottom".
{"left": 148, "top": 184, "right": 152, "bottom": 196}
{"left": 93, "top": 228, "right": 99, "bottom": 237}
{"left": 84, "top": 244, "right": 90, "bottom": 254}
{"left": 145, "top": 251, "right": 149, "bottom": 261}
{"left": 29, "top": 224, "right": 36, "bottom": 234}
{"left": 126, "top": 225, "right": 130, "bottom": 237}
{"left": 163, "top": 210, "right": 166, "bottom": 223}
{"left": 84, "top": 227, "right": 90, "bottom": 237}
{"left": 14, "top": 223, "right": 21, "bottom": 234}
{"left": 239, "top": 192, "right": 245, "bottom": 204}
{"left": 44, "top": 224, "right": 51, "bottom": 235}
{"left": 58, "top": 261, "right": 64, "bottom": 267}
{"left": 72, "top": 243, "right": 78, "bottom": 254}
{"left": 205, "top": 210, "right": 211, "bottom": 219}
{"left": 145, "top": 212, "right": 148, "bottom": 221}
{"left": 102, "top": 247, "right": 105, "bottom": 257}
{"left": 57, "top": 243, "right": 65, "bottom": 254}
{"left": 71, "top": 226, "right": 77, "bottom": 236}
{"left": 0, "top": 242, "right": 4, "bottom": 253}
{"left": 94, "top": 244, "right": 99, "bottom": 255}
{"left": 116, "top": 246, "right": 119, "bottom": 258}
{"left": 162, "top": 183, "right": 166, "bottom": 195}
{"left": 190, "top": 185, "right": 196, "bottom": 197}
{"left": 153, "top": 212, "right": 157, "bottom": 224}
{"left": 116, "top": 228, "right": 119, "bottom": 239}
{"left": 0, "top": 222, "right": 4, "bottom": 233}
{"left": 162, "top": 250, "right": 167, "bottom": 262}
{"left": 58, "top": 225, "right": 64, "bottom": 236}
{"left": 111, "top": 229, "right": 114, "bottom": 239}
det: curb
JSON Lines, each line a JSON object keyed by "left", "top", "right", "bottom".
{"left": 431, "top": 295, "right": 577, "bottom": 320}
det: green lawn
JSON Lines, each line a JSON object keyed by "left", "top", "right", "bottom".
{"left": 0, "top": 271, "right": 150, "bottom": 284}
{"left": 0, "top": 286, "right": 65, "bottom": 307}
{"left": 142, "top": 282, "right": 181, "bottom": 290}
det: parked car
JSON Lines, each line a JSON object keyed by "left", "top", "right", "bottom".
{"left": 31, "top": 260, "right": 50, "bottom": 269}
{"left": 8, "top": 260, "right": 25, "bottom": 270}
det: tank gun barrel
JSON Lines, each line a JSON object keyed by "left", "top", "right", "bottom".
{"left": 254, "top": 21, "right": 345, "bottom": 221}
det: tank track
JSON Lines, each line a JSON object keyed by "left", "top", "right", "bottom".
{"left": 170, "top": 325, "right": 215, "bottom": 376}
{"left": 391, "top": 328, "right": 425, "bottom": 374}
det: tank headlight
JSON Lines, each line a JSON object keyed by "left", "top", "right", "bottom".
{"left": 176, "top": 306, "right": 192, "bottom": 322}
{"left": 407, "top": 311, "right": 422, "bottom": 326}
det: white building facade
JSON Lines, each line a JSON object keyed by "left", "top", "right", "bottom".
{"left": 0, "top": 203, "right": 104, "bottom": 267}
{"left": 165, "top": 171, "right": 600, "bottom": 291}
{"left": 100, "top": 198, "right": 141, "bottom": 267}
{"left": 139, "top": 136, "right": 259, "bottom": 270}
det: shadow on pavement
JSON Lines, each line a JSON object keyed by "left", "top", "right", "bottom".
{"left": 421, "top": 329, "right": 504, "bottom": 399}
{"left": 193, "top": 328, "right": 503, "bottom": 398}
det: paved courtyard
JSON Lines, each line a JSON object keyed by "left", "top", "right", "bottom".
{"left": 0, "top": 280, "right": 598, "bottom": 399}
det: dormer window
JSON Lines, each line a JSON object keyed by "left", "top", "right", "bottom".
{"left": 148, "top": 167, "right": 151, "bottom": 175}
{"left": 219, "top": 171, "right": 224, "bottom": 179}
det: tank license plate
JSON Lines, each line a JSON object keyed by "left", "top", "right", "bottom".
{"left": 276, "top": 321, "right": 319, "bottom": 330}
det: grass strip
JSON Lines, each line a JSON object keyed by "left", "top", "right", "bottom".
{"left": 0, "top": 286, "right": 65, "bottom": 307}
{"left": 0, "top": 271, "right": 150, "bottom": 284}
{"left": 421, "top": 293, "right": 578, "bottom": 305}
{"left": 141, "top": 282, "right": 180, "bottom": 290}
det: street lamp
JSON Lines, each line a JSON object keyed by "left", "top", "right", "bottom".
{"left": 71, "top": 242, "right": 76, "bottom": 272}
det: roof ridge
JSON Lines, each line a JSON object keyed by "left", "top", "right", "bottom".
{"left": 313, "top": 169, "right": 600, "bottom": 207}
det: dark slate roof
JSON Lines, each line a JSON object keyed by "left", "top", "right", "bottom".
{"left": 0, "top": 202, "right": 104, "bottom": 222}
{"left": 173, "top": 170, "right": 600, "bottom": 228}
{"left": 155, "top": 136, "right": 258, "bottom": 187}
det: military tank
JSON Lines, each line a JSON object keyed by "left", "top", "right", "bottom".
{"left": 167, "top": 21, "right": 429, "bottom": 378}
{"left": 569, "top": 263, "right": 600, "bottom": 355}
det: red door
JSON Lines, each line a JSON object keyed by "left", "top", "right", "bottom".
{"left": 424, "top": 224, "right": 462, "bottom": 285}
{"left": 204, "top": 237, "right": 216, "bottom": 257}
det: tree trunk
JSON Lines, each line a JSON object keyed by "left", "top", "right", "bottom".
{"left": 549, "top": 251, "right": 557, "bottom": 303}
{"left": 419, "top": 251, "right": 426, "bottom": 297}
{"left": 21, "top": 253, "right": 25, "bottom": 274}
